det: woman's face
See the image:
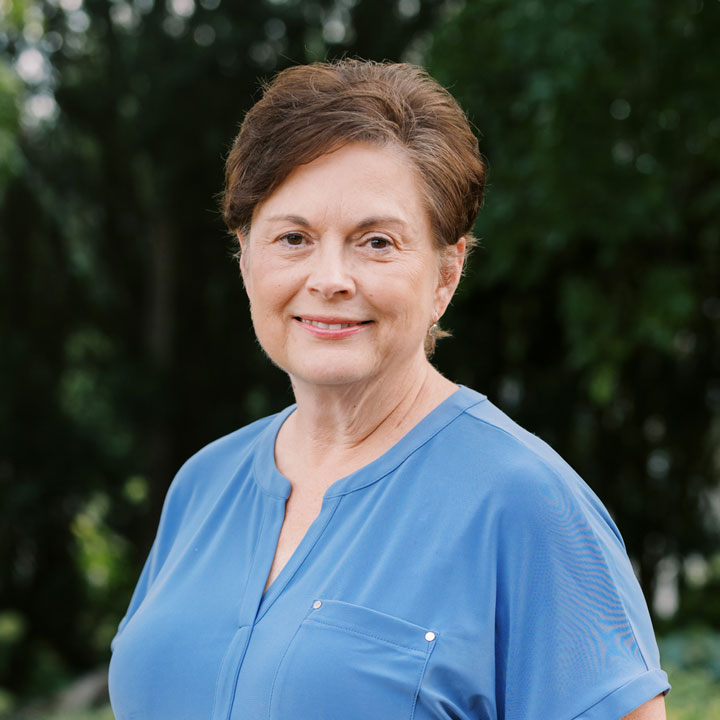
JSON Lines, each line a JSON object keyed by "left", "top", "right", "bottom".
{"left": 238, "top": 142, "right": 464, "bottom": 391}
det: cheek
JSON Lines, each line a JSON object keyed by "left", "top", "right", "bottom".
{"left": 407, "top": 266, "right": 443, "bottom": 315}
{"left": 368, "top": 276, "right": 436, "bottom": 328}
{"left": 244, "top": 259, "right": 294, "bottom": 310}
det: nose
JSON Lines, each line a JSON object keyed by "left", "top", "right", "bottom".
{"left": 305, "top": 241, "right": 355, "bottom": 299}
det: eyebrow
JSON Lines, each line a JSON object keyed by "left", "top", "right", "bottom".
{"left": 265, "top": 214, "right": 311, "bottom": 227}
{"left": 264, "top": 214, "right": 408, "bottom": 230}
{"left": 355, "top": 216, "right": 408, "bottom": 230}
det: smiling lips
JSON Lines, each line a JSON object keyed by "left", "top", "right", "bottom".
{"left": 295, "top": 317, "right": 370, "bottom": 337}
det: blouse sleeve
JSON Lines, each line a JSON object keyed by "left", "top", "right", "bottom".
{"left": 110, "top": 538, "right": 159, "bottom": 652}
{"left": 109, "top": 420, "right": 266, "bottom": 654}
{"left": 492, "top": 458, "right": 670, "bottom": 719}
{"left": 110, "top": 464, "right": 195, "bottom": 652}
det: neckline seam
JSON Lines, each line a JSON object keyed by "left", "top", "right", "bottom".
{"left": 250, "top": 404, "right": 296, "bottom": 498}
{"left": 251, "top": 388, "right": 487, "bottom": 498}
{"left": 324, "top": 396, "right": 487, "bottom": 497}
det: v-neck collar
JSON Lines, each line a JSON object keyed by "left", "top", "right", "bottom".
{"left": 250, "top": 385, "right": 486, "bottom": 500}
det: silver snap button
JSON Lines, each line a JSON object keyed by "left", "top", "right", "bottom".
{"left": 312, "top": 600, "right": 322, "bottom": 609}
{"left": 425, "top": 631, "right": 436, "bottom": 642}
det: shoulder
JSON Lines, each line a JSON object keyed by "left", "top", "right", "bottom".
{"left": 454, "top": 391, "right": 586, "bottom": 488}
{"left": 175, "top": 413, "right": 278, "bottom": 484}
{"left": 438, "top": 392, "right": 620, "bottom": 540}
{"left": 159, "top": 411, "right": 284, "bottom": 526}
{"left": 428, "top": 391, "right": 643, "bottom": 613}
{"left": 449, "top": 397, "right": 669, "bottom": 716}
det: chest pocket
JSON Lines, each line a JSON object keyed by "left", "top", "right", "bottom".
{"left": 269, "top": 599, "right": 437, "bottom": 720}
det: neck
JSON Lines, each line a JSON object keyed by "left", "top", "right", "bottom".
{"left": 275, "top": 356, "right": 457, "bottom": 484}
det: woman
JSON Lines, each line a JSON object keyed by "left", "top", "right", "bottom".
{"left": 109, "top": 60, "right": 670, "bottom": 719}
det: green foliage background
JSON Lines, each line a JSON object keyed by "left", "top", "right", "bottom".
{"left": 0, "top": 0, "right": 718, "bottom": 713}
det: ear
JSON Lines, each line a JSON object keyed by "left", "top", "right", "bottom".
{"left": 434, "top": 237, "right": 466, "bottom": 318}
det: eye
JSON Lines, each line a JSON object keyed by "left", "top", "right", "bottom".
{"left": 279, "top": 232, "right": 306, "bottom": 247}
{"left": 365, "top": 235, "right": 393, "bottom": 250}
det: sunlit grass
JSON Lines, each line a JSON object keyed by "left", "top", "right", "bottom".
{"left": 664, "top": 667, "right": 720, "bottom": 720}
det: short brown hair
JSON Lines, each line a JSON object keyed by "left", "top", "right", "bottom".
{"left": 222, "top": 59, "right": 485, "bottom": 249}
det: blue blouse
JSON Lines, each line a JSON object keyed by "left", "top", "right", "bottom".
{"left": 109, "top": 386, "right": 669, "bottom": 719}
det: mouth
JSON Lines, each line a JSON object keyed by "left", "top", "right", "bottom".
{"left": 296, "top": 317, "right": 371, "bottom": 330}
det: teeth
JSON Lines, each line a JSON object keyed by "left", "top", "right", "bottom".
{"left": 301, "top": 319, "right": 358, "bottom": 329}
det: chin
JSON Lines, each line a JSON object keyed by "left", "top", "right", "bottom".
{"left": 285, "top": 359, "right": 380, "bottom": 389}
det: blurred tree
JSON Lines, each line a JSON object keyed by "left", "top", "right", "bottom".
{"left": 0, "top": 0, "right": 448, "bottom": 701}
{"left": 0, "top": 56, "right": 22, "bottom": 192}
{"left": 429, "top": 0, "right": 720, "bottom": 620}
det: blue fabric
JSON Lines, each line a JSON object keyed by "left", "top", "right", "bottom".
{"left": 109, "top": 386, "right": 670, "bottom": 719}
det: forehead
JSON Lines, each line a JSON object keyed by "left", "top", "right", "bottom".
{"left": 252, "top": 142, "right": 431, "bottom": 228}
